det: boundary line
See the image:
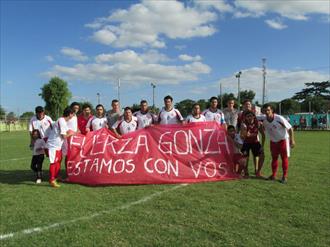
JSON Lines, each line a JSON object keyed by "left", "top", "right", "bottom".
{"left": 0, "top": 183, "right": 188, "bottom": 241}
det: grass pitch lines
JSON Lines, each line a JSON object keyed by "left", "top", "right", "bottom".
{"left": 0, "top": 184, "right": 187, "bottom": 241}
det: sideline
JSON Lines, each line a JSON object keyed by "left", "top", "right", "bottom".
{"left": 0, "top": 183, "right": 188, "bottom": 240}
{"left": 0, "top": 157, "right": 30, "bottom": 163}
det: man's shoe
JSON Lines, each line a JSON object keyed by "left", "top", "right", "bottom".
{"left": 50, "top": 180, "right": 60, "bottom": 188}
{"left": 267, "top": 175, "right": 275, "bottom": 181}
{"left": 36, "top": 179, "right": 42, "bottom": 184}
{"left": 280, "top": 177, "right": 288, "bottom": 184}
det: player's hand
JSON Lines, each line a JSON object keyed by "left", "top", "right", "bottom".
{"left": 116, "top": 133, "right": 122, "bottom": 139}
{"left": 290, "top": 139, "right": 295, "bottom": 148}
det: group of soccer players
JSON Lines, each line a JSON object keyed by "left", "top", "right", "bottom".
{"left": 28, "top": 95, "right": 295, "bottom": 187}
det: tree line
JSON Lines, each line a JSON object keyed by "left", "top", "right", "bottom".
{"left": 1, "top": 78, "right": 329, "bottom": 121}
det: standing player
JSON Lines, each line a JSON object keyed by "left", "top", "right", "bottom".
{"left": 86, "top": 104, "right": 108, "bottom": 132}
{"left": 223, "top": 99, "right": 238, "bottom": 127}
{"left": 186, "top": 103, "right": 206, "bottom": 123}
{"left": 133, "top": 100, "right": 156, "bottom": 129}
{"left": 66, "top": 102, "right": 80, "bottom": 133}
{"left": 158, "top": 95, "right": 184, "bottom": 125}
{"left": 261, "top": 104, "right": 295, "bottom": 183}
{"left": 240, "top": 111, "right": 265, "bottom": 177}
{"left": 29, "top": 106, "right": 53, "bottom": 145}
{"left": 78, "top": 103, "right": 93, "bottom": 135}
{"left": 202, "top": 97, "right": 226, "bottom": 128}
{"left": 112, "top": 107, "right": 138, "bottom": 138}
{"left": 106, "top": 99, "right": 123, "bottom": 129}
{"left": 46, "top": 107, "right": 74, "bottom": 188}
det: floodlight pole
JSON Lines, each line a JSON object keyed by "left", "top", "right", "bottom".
{"left": 262, "top": 58, "right": 267, "bottom": 105}
{"left": 97, "top": 93, "right": 100, "bottom": 104}
{"left": 220, "top": 83, "right": 223, "bottom": 110}
{"left": 151, "top": 82, "right": 156, "bottom": 108}
{"left": 236, "top": 71, "right": 242, "bottom": 111}
{"left": 118, "top": 78, "right": 121, "bottom": 103}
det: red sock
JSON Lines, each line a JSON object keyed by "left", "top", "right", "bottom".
{"left": 49, "top": 164, "right": 56, "bottom": 182}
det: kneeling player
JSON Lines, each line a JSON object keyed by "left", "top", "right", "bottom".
{"left": 227, "top": 125, "right": 247, "bottom": 176}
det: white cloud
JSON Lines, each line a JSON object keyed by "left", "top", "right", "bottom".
{"left": 219, "top": 67, "right": 329, "bottom": 101}
{"left": 234, "top": 0, "right": 330, "bottom": 21}
{"left": 194, "top": 0, "right": 234, "bottom": 13}
{"left": 86, "top": 0, "right": 218, "bottom": 48}
{"left": 44, "top": 51, "right": 210, "bottom": 85}
{"left": 179, "top": 54, "right": 202, "bottom": 62}
{"left": 45, "top": 55, "right": 54, "bottom": 62}
{"left": 265, "top": 19, "right": 287, "bottom": 30}
{"left": 5, "top": 80, "right": 13, "bottom": 84}
{"left": 60, "top": 47, "right": 88, "bottom": 61}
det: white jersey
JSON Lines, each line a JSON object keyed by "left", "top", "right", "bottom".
{"left": 29, "top": 115, "right": 53, "bottom": 138}
{"left": 158, "top": 108, "right": 183, "bottom": 125}
{"left": 66, "top": 115, "right": 78, "bottom": 132}
{"left": 233, "top": 133, "right": 243, "bottom": 154}
{"left": 133, "top": 110, "right": 155, "bottom": 129}
{"left": 86, "top": 116, "right": 108, "bottom": 131}
{"left": 202, "top": 108, "right": 226, "bottom": 125}
{"left": 33, "top": 139, "right": 46, "bottom": 155}
{"left": 186, "top": 114, "right": 206, "bottom": 123}
{"left": 260, "top": 114, "right": 292, "bottom": 142}
{"left": 46, "top": 117, "right": 68, "bottom": 150}
{"left": 112, "top": 117, "right": 138, "bottom": 135}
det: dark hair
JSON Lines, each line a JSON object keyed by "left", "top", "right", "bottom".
{"left": 243, "top": 99, "right": 252, "bottom": 105}
{"left": 63, "top": 107, "right": 74, "bottom": 117}
{"left": 243, "top": 110, "right": 255, "bottom": 117}
{"left": 124, "top": 107, "right": 132, "bottom": 112}
{"left": 32, "top": 129, "right": 41, "bottom": 138}
{"left": 96, "top": 104, "right": 104, "bottom": 110}
{"left": 82, "top": 103, "right": 92, "bottom": 110}
{"left": 164, "top": 95, "right": 173, "bottom": 102}
{"left": 112, "top": 99, "right": 119, "bottom": 104}
{"left": 140, "top": 100, "right": 148, "bottom": 105}
{"left": 227, "top": 125, "right": 235, "bottom": 131}
{"left": 70, "top": 102, "right": 80, "bottom": 109}
{"left": 209, "top": 96, "right": 218, "bottom": 103}
{"left": 227, "top": 98, "right": 235, "bottom": 103}
{"left": 192, "top": 103, "right": 200, "bottom": 108}
{"left": 262, "top": 103, "right": 274, "bottom": 111}
{"left": 35, "top": 106, "right": 44, "bottom": 113}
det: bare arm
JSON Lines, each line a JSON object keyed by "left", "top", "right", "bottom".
{"left": 288, "top": 128, "right": 295, "bottom": 148}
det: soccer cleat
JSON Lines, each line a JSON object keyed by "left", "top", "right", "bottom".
{"left": 255, "top": 171, "right": 262, "bottom": 178}
{"left": 280, "top": 177, "right": 288, "bottom": 184}
{"left": 36, "top": 179, "right": 42, "bottom": 184}
{"left": 267, "top": 175, "right": 275, "bottom": 181}
{"left": 50, "top": 180, "right": 60, "bottom": 188}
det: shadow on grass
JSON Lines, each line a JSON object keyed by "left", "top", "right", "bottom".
{"left": 0, "top": 169, "right": 66, "bottom": 185}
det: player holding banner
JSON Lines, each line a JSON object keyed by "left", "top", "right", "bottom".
{"left": 261, "top": 104, "right": 295, "bottom": 184}
{"left": 46, "top": 107, "right": 75, "bottom": 188}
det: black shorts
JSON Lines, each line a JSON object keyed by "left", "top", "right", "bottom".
{"left": 241, "top": 142, "right": 263, "bottom": 157}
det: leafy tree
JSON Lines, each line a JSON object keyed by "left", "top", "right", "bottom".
{"left": 131, "top": 103, "right": 140, "bottom": 113}
{"left": 20, "top": 111, "right": 34, "bottom": 120}
{"left": 239, "top": 90, "right": 256, "bottom": 104}
{"left": 196, "top": 99, "right": 208, "bottom": 111}
{"left": 0, "top": 105, "right": 5, "bottom": 120}
{"left": 175, "top": 99, "right": 195, "bottom": 117}
{"left": 292, "top": 81, "right": 330, "bottom": 101}
{"left": 279, "top": 99, "right": 300, "bottom": 115}
{"left": 39, "top": 77, "right": 72, "bottom": 119}
{"left": 6, "top": 112, "right": 17, "bottom": 121}
{"left": 300, "top": 96, "right": 329, "bottom": 113}
{"left": 219, "top": 93, "right": 237, "bottom": 109}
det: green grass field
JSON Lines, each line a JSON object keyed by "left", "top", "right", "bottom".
{"left": 0, "top": 131, "right": 329, "bottom": 246}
